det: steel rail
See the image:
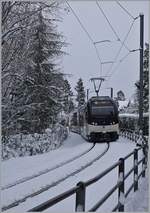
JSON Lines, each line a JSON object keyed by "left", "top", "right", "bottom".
{"left": 2, "top": 143, "right": 109, "bottom": 211}
{"left": 2, "top": 144, "right": 95, "bottom": 190}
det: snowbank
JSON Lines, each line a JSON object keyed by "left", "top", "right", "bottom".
{"left": 2, "top": 124, "right": 68, "bottom": 161}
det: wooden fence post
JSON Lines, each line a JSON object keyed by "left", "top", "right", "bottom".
{"left": 118, "top": 158, "right": 125, "bottom": 212}
{"left": 75, "top": 182, "right": 85, "bottom": 212}
{"left": 134, "top": 149, "right": 138, "bottom": 191}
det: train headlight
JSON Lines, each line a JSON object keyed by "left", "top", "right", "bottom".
{"left": 92, "top": 122, "right": 97, "bottom": 126}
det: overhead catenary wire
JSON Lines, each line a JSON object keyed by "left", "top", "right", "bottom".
{"left": 105, "top": 18, "right": 137, "bottom": 78}
{"left": 106, "top": 52, "right": 131, "bottom": 81}
{"left": 115, "top": 1, "right": 137, "bottom": 20}
{"left": 65, "top": 0, "right": 140, "bottom": 84}
{"left": 65, "top": 0, "right": 103, "bottom": 74}
{"left": 93, "top": 44, "right": 103, "bottom": 72}
{"left": 96, "top": 0, "right": 139, "bottom": 79}
{"left": 96, "top": 0, "right": 130, "bottom": 52}
{"left": 65, "top": 1, "right": 93, "bottom": 44}
{"left": 108, "top": 49, "right": 140, "bottom": 78}
{"left": 106, "top": 47, "right": 140, "bottom": 81}
{"left": 119, "top": 51, "right": 131, "bottom": 63}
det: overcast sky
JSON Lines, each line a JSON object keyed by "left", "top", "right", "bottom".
{"left": 58, "top": 0, "right": 149, "bottom": 100}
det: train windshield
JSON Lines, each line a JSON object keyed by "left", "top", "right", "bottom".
{"left": 91, "top": 100, "right": 114, "bottom": 116}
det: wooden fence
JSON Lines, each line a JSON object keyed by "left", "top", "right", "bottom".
{"left": 28, "top": 133, "right": 148, "bottom": 212}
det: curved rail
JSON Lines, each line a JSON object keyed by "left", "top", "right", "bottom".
{"left": 2, "top": 144, "right": 95, "bottom": 191}
{"left": 2, "top": 143, "right": 109, "bottom": 211}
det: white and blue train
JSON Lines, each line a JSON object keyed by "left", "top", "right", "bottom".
{"left": 70, "top": 96, "right": 119, "bottom": 142}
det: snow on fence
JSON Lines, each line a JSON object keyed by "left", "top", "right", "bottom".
{"left": 2, "top": 124, "right": 68, "bottom": 160}
{"left": 119, "top": 128, "right": 148, "bottom": 146}
{"left": 28, "top": 136, "right": 148, "bottom": 212}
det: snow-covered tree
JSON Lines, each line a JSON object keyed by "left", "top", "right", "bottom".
{"left": 143, "top": 43, "right": 149, "bottom": 112}
{"left": 2, "top": 2, "right": 38, "bottom": 136}
{"left": 62, "top": 79, "right": 75, "bottom": 113}
{"left": 75, "top": 78, "right": 86, "bottom": 107}
{"left": 2, "top": 2, "right": 67, "bottom": 135}
{"left": 12, "top": 11, "right": 66, "bottom": 133}
{"left": 116, "top": 90, "right": 125, "bottom": 101}
{"left": 135, "top": 43, "right": 149, "bottom": 112}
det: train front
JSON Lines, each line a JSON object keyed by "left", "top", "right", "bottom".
{"left": 86, "top": 96, "right": 119, "bottom": 142}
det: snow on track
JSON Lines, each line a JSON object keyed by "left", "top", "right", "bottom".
{"left": 2, "top": 135, "right": 108, "bottom": 211}
{"left": 2, "top": 142, "right": 95, "bottom": 190}
{"left": 2, "top": 134, "right": 145, "bottom": 212}
{"left": 2, "top": 133, "right": 91, "bottom": 188}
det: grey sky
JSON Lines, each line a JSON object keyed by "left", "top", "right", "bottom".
{"left": 58, "top": 0, "right": 149, "bottom": 100}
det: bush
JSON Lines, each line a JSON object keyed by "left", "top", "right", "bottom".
{"left": 2, "top": 124, "right": 68, "bottom": 160}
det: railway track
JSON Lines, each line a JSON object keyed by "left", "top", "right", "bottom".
{"left": 2, "top": 143, "right": 95, "bottom": 190}
{"left": 2, "top": 142, "right": 109, "bottom": 212}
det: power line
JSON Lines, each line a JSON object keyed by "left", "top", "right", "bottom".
{"left": 119, "top": 51, "right": 131, "bottom": 63}
{"left": 65, "top": 0, "right": 103, "bottom": 74}
{"left": 66, "top": 1, "right": 93, "bottom": 43}
{"left": 108, "top": 52, "right": 131, "bottom": 79}
{"left": 116, "top": 1, "right": 137, "bottom": 20}
{"left": 65, "top": 0, "right": 139, "bottom": 81}
{"left": 107, "top": 48, "right": 140, "bottom": 81}
{"left": 96, "top": 1, "right": 119, "bottom": 40}
{"left": 105, "top": 18, "right": 136, "bottom": 77}
{"left": 96, "top": 0, "right": 130, "bottom": 52}
{"left": 93, "top": 44, "right": 102, "bottom": 72}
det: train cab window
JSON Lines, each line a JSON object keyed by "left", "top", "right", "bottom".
{"left": 92, "top": 100, "right": 112, "bottom": 107}
{"left": 90, "top": 100, "right": 115, "bottom": 116}
{"left": 91, "top": 106, "right": 114, "bottom": 115}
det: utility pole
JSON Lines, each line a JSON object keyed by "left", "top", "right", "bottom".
{"left": 106, "top": 87, "right": 113, "bottom": 98}
{"left": 139, "top": 13, "right": 144, "bottom": 132}
{"left": 87, "top": 89, "right": 89, "bottom": 101}
{"left": 110, "top": 87, "right": 113, "bottom": 98}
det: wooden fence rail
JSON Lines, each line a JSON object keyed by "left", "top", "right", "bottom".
{"left": 28, "top": 135, "right": 148, "bottom": 212}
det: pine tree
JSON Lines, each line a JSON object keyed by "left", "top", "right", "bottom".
{"left": 75, "top": 78, "right": 85, "bottom": 107}
{"left": 2, "top": 3, "right": 67, "bottom": 135}
{"left": 62, "top": 79, "right": 74, "bottom": 113}
{"left": 14, "top": 11, "right": 66, "bottom": 133}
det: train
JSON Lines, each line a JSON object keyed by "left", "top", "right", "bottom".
{"left": 70, "top": 96, "right": 119, "bottom": 142}
{"left": 119, "top": 112, "right": 149, "bottom": 136}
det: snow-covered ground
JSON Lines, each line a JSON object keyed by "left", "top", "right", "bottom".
{"left": 1, "top": 132, "right": 148, "bottom": 212}
{"left": 1, "top": 133, "right": 92, "bottom": 187}
{"left": 125, "top": 173, "right": 149, "bottom": 212}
